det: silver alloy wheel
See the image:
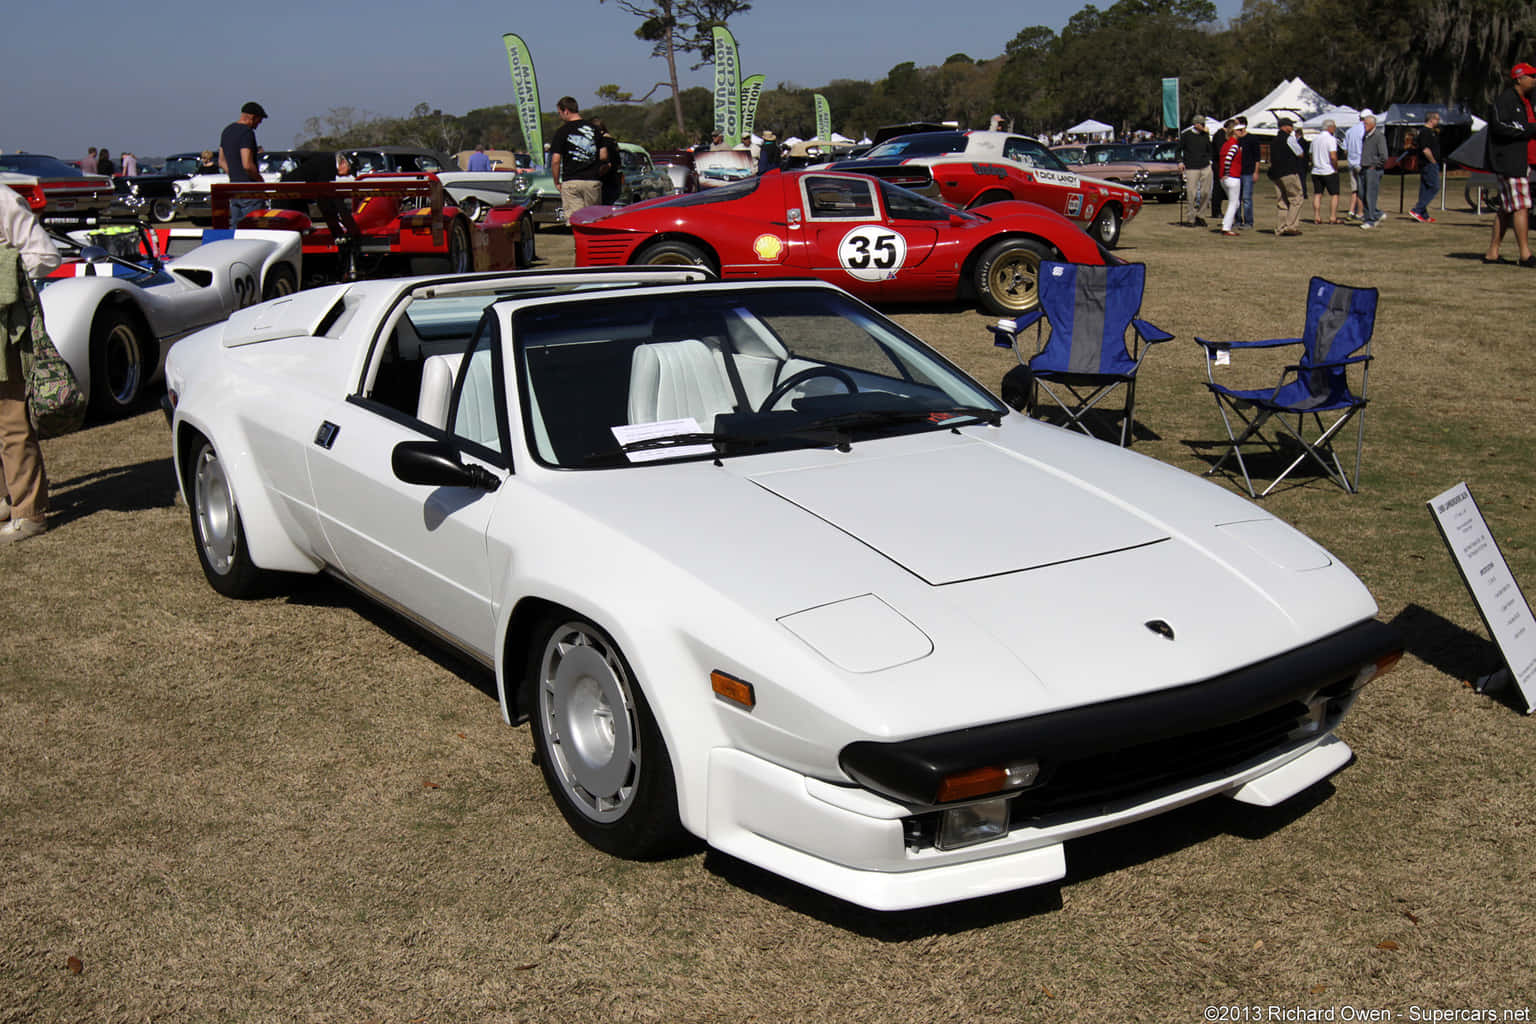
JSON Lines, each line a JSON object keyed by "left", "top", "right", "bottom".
{"left": 537, "top": 622, "right": 641, "bottom": 822}
{"left": 192, "top": 443, "right": 239, "bottom": 576}
{"left": 102, "top": 320, "right": 144, "bottom": 407}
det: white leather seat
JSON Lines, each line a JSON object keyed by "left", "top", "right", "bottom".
{"left": 627, "top": 338, "right": 738, "bottom": 425}
{"left": 417, "top": 353, "right": 462, "bottom": 430}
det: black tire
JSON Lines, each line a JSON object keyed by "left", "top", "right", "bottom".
{"left": 966, "top": 189, "right": 1012, "bottom": 210}
{"left": 187, "top": 436, "right": 268, "bottom": 599}
{"left": 517, "top": 213, "right": 537, "bottom": 268}
{"left": 458, "top": 196, "right": 485, "bottom": 222}
{"left": 1465, "top": 184, "right": 1503, "bottom": 213}
{"left": 972, "top": 237, "right": 1051, "bottom": 316}
{"left": 261, "top": 264, "right": 297, "bottom": 301}
{"left": 634, "top": 239, "right": 718, "bottom": 276}
{"left": 528, "top": 614, "right": 687, "bottom": 859}
{"left": 447, "top": 217, "right": 473, "bottom": 273}
{"left": 1090, "top": 204, "right": 1123, "bottom": 247}
{"left": 149, "top": 198, "right": 177, "bottom": 223}
{"left": 88, "top": 306, "right": 150, "bottom": 417}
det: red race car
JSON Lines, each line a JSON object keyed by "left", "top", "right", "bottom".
{"left": 828, "top": 131, "right": 1143, "bottom": 248}
{"left": 570, "top": 169, "right": 1110, "bottom": 314}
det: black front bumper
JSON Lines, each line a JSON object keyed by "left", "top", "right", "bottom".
{"left": 839, "top": 618, "right": 1400, "bottom": 809}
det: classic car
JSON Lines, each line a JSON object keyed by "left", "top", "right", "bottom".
{"left": 342, "top": 146, "right": 457, "bottom": 175}
{"left": 172, "top": 150, "right": 325, "bottom": 222}
{"left": 37, "top": 223, "right": 300, "bottom": 416}
{"left": 110, "top": 151, "right": 203, "bottom": 223}
{"left": 0, "top": 154, "right": 116, "bottom": 227}
{"left": 617, "top": 143, "right": 673, "bottom": 206}
{"left": 570, "top": 169, "right": 1110, "bottom": 314}
{"left": 651, "top": 149, "right": 699, "bottom": 194}
{"left": 829, "top": 130, "right": 1142, "bottom": 248}
{"left": 1058, "top": 143, "right": 1183, "bottom": 204}
{"left": 162, "top": 267, "right": 1400, "bottom": 911}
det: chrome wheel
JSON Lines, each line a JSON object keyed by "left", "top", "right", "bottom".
{"left": 1090, "top": 205, "right": 1122, "bottom": 247}
{"left": 192, "top": 443, "right": 239, "bottom": 577}
{"left": 537, "top": 621, "right": 641, "bottom": 823}
{"left": 149, "top": 198, "right": 176, "bottom": 223}
{"left": 458, "top": 196, "right": 485, "bottom": 222}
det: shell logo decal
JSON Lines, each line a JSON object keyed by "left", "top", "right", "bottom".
{"left": 753, "top": 234, "right": 786, "bottom": 261}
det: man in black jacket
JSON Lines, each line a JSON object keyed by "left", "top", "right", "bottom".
{"left": 1484, "top": 62, "right": 1536, "bottom": 266}
{"left": 1177, "top": 120, "right": 1212, "bottom": 226}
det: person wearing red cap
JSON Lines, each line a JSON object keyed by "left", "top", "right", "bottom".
{"left": 1483, "top": 63, "right": 1536, "bottom": 266}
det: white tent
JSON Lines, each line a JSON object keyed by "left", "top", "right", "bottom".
{"left": 1230, "top": 78, "right": 1333, "bottom": 134}
{"left": 1066, "top": 119, "right": 1113, "bottom": 139}
{"left": 1300, "top": 105, "right": 1359, "bottom": 132}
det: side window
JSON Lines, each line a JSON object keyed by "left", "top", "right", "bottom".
{"left": 419, "top": 156, "right": 442, "bottom": 171}
{"left": 802, "top": 176, "right": 876, "bottom": 220}
{"left": 1003, "top": 137, "right": 1047, "bottom": 168}
{"left": 448, "top": 316, "right": 506, "bottom": 459}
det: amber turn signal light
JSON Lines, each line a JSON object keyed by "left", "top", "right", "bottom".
{"left": 711, "top": 670, "right": 755, "bottom": 710}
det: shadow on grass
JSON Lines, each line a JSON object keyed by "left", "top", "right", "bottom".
{"left": 702, "top": 781, "right": 1332, "bottom": 938}
{"left": 282, "top": 575, "right": 500, "bottom": 704}
{"left": 1181, "top": 435, "right": 1348, "bottom": 496}
{"left": 48, "top": 456, "right": 179, "bottom": 527}
{"left": 1385, "top": 603, "right": 1527, "bottom": 715}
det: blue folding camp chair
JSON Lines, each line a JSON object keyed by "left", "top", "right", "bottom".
{"left": 1196, "top": 276, "right": 1378, "bottom": 497}
{"left": 988, "top": 261, "right": 1172, "bottom": 446}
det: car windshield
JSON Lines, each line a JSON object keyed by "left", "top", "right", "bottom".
{"left": 863, "top": 133, "right": 968, "bottom": 159}
{"left": 512, "top": 285, "right": 1004, "bottom": 469}
{"left": 651, "top": 176, "right": 760, "bottom": 207}
{"left": 162, "top": 156, "right": 202, "bottom": 176}
{"left": 1001, "top": 137, "right": 1072, "bottom": 172}
{"left": 259, "top": 152, "right": 310, "bottom": 175}
{"left": 0, "top": 154, "right": 84, "bottom": 177}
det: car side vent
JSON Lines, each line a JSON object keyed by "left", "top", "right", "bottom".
{"left": 172, "top": 268, "right": 214, "bottom": 288}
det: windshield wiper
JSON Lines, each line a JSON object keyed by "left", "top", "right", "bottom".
{"left": 803, "top": 405, "right": 1004, "bottom": 432}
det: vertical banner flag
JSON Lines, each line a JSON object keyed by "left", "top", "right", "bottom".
{"left": 503, "top": 34, "right": 545, "bottom": 166}
{"left": 712, "top": 26, "right": 742, "bottom": 145}
{"left": 814, "top": 94, "right": 831, "bottom": 142}
{"left": 1161, "top": 77, "right": 1179, "bottom": 132}
{"left": 740, "top": 74, "right": 765, "bottom": 140}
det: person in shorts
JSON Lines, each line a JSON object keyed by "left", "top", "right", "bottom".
{"left": 549, "top": 97, "right": 609, "bottom": 221}
{"left": 1484, "top": 63, "right": 1536, "bottom": 266}
{"left": 1309, "top": 120, "right": 1341, "bottom": 224}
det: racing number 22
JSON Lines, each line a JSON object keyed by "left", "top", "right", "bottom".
{"left": 232, "top": 274, "right": 259, "bottom": 308}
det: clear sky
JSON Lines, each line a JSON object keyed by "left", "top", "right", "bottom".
{"left": 5, "top": 0, "right": 1244, "bottom": 160}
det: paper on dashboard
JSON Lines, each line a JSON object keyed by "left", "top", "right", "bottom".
{"left": 611, "top": 417, "right": 715, "bottom": 462}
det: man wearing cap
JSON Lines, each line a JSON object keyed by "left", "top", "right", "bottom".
{"left": 1344, "top": 109, "right": 1371, "bottom": 221}
{"left": 1269, "top": 118, "right": 1307, "bottom": 236}
{"left": 1177, "top": 119, "right": 1212, "bottom": 226}
{"left": 220, "top": 101, "right": 268, "bottom": 224}
{"left": 757, "top": 129, "right": 781, "bottom": 174}
{"left": 1484, "top": 63, "right": 1536, "bottom": 266}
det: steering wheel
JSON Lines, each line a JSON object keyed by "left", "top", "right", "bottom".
{"left": 757, "top": 366, "right": 858, "bottom": 413}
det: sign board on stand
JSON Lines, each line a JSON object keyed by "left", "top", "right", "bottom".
{"left": 1426, "top": 482, "right": 1536, "bottom": 714}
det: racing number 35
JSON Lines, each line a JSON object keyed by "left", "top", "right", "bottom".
{"left": 838, "top": 225, "right": 908, "bottom": 283}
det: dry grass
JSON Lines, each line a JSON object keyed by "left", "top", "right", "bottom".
{"left": 4, "top": 178, "right": 1535, "bottom": 1022}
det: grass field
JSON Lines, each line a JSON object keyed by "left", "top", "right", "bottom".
{"left": 3, "top": 177, "right": 1535, "bottom": 1023}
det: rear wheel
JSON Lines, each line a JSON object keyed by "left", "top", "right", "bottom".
{"left": 261, "top": 264, "right": 296, "bottom": 301}
{"left": 972, "top": 237, "right": 1051, "bottom": 316}
{"left": 187, "top": 437, "right": 268, "bottom": 598}
{"left": 89, "top": 307, "right": 150, "bottom": 417}
{"left": 1090, "top": 205, "right": 1122, "bottom": 247}
{"left": 634, "top": 239, "right": 717, "bottom": 276}
{"left": 446, "top": 217, "right": 473, "bottom": 273}
{"left": 517, "top": 212, "right": 537, "bottom": 268}
{"left": 529, "top": 615, "right": 687, "bottom": 858}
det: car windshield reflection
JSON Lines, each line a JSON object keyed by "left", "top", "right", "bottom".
{"left": 512, "top": 286, "right": 1003, "bottom": 468}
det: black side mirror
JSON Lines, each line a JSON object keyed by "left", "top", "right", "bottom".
{"left": 78, "top": 245, "right": 110, "bottom": 264}
{"left": 392, "top": 440, "right": 500, "bottom": 491}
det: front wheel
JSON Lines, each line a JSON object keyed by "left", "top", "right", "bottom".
{"left": 149, "top": 198, "right": 177, "bottom": 223}
{"left": 458, "top": 196, "right": 485, "bottom": 222}
{"left": 187, "top": 437, "right": 268, "bottom": 598}
{"left": 1090, "top": 205, "right": 1122, "bottom": 247}
{"left": 529, "top": 616, "right": 687, "bottom": 858}
{"left": 972, "top": 237, "right": 1051, "bottom": 316}
{"left": 261, "top": 264, "right": 297, "bottom": 301}
{"left": 634, "top": 239, "right": 718, "bottom": 276}
{"left": 89, "top": 307, "right": 150, "bottom": 417}
{"left": 517, "top": 213, "right": 537, "bottom": 268}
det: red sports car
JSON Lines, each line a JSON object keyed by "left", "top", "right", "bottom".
{"left": 828, "top": 131, "right": 1143, "bottom": 248}
{"left": 570, "top": 169, "right": 1111, "bottom": 314}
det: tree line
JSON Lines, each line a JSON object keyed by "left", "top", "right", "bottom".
{"left": 297, "top": 0, "right": 1536, "bottom": 153}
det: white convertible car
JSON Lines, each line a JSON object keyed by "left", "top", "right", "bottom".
{"left": 40, "top": 226, "right": 300, "bottom": 416}
{"left": 164, "top": 268, "right": 1400, "bottom": 910}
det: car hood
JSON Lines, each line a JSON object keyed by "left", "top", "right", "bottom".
{"left": 532, "top": 422, "right": 1377, "bottom": 718}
